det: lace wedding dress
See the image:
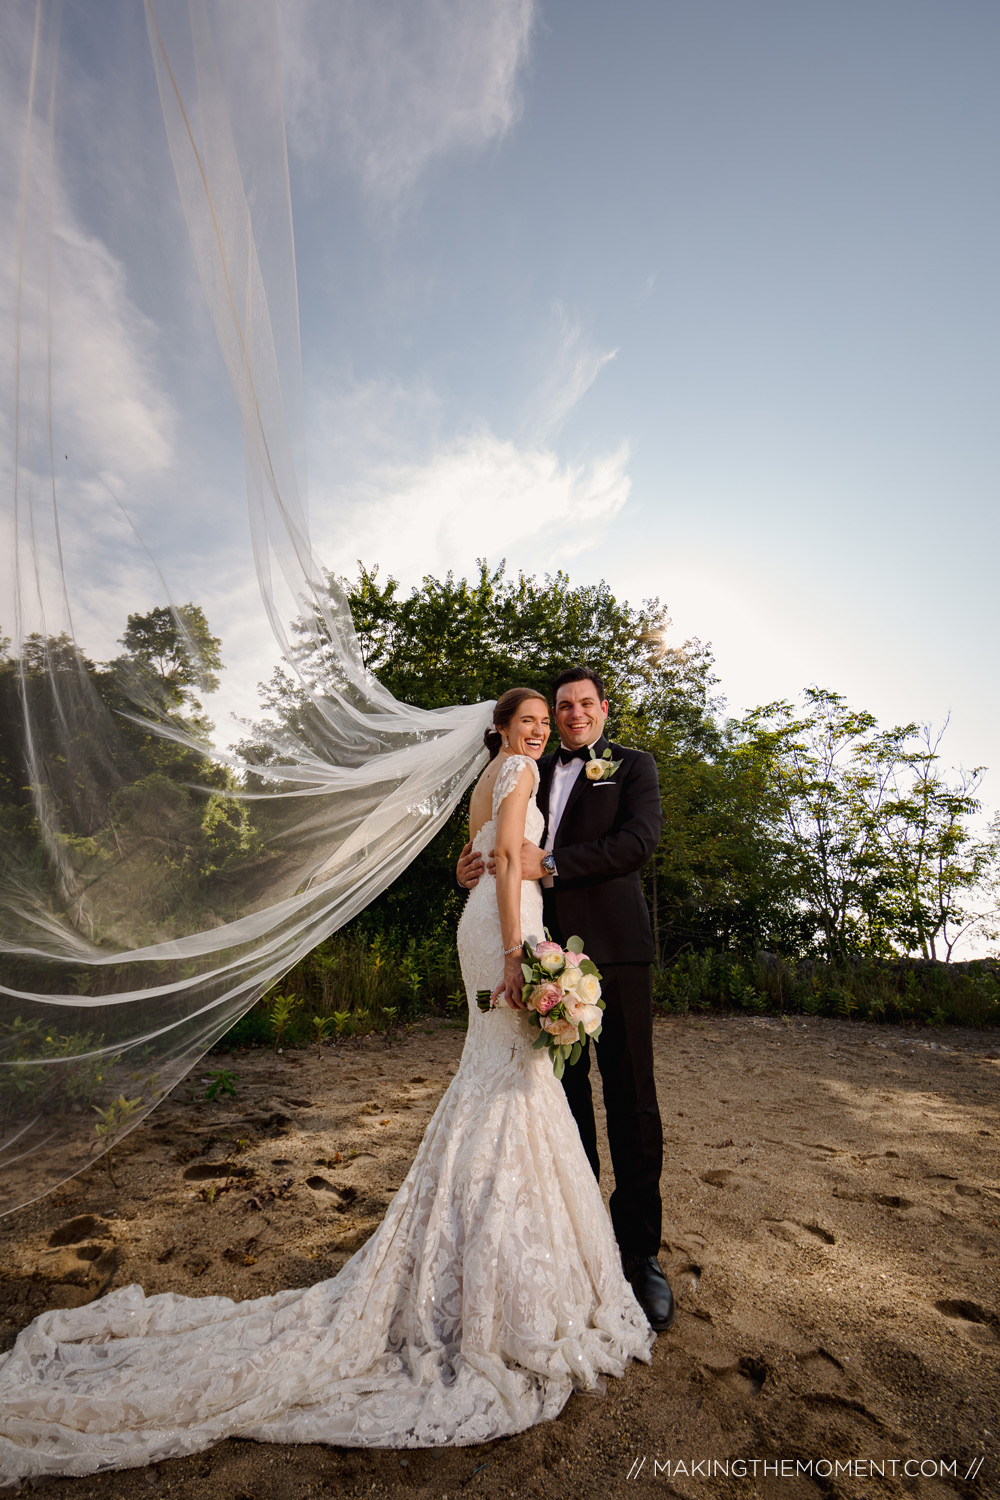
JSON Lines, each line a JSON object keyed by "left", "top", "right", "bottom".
{"left": 0, "top": 756, "right": 652, "bottom": 1486}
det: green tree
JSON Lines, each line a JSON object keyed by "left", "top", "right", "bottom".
{"left": 738, "top": 690, "right": 998, "bottom": 964}
{"left": 878, "top": 726, "right": 1000, "bottom": 959}
{"left": 258, "top": 560, "right": 677, "bottom": 728}
{"left": 116, "top": 604, "right": 223, "bottom": 721}
{"left": 641, "top": 714, "right": 808, "bottom": 962}
{"left": 244, "top": 561, "right": 721, "bottom": 942}
{"left": 0, "top": 609, "right": 252, "bottom": 966}
{"left": 739, "top": 689, "right": 919, "bottom": 962}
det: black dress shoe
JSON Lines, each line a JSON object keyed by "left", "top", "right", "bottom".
{"left": 624, "top": 1255, "right": 674, "bottom": 1332}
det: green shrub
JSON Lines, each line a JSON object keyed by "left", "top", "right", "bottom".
{"left": 217, "top": 924, "right": 466, "bottom": 1050}
{"left": 652, "top": 951, "right": 999, "bottom": 1028}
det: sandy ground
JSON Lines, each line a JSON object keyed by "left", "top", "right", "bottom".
{"left": 1, "top": 1014, "right": 998, "bottom": 1500}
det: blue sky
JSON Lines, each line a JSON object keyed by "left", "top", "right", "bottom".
{"left": 4, "top": 0, "right": 998, "bottom": 791}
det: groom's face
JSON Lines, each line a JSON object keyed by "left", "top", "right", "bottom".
{"left": 555, "top": 680, "right": 609, "bottom": 751}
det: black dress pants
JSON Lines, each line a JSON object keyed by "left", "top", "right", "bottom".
{"left": 560, "top": 962, "right": 663, "bottom": 1259}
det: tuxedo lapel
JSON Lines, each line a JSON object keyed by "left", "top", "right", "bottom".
{"left": 537, "top": 753, "right": 556, "bottom": 822}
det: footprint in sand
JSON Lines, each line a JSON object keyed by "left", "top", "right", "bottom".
{"left": 29, "top": 1218, "right": 121, "bottom": 1311}
{"left": 703, "top": 1354, "right": 769, "bottom": 1397}
{"left": 933, "top": 1298, "right": 997, "bottom": 1330}
{"left": 304, "top": 1178, "right": 357, "bottom": 1211}
{"left": 793, "top": 1346, "right": 845, "bottom": 1394}
{"left": 767, "top": 1219, "right": 836, "bottom": 1248}
{"left": 47, "top": 1214, "right": 112, "bottom": 1246}
{"left": 700, "top": 1169, "right": 738, "bottom": 1189}
{"left": 182, "top": 1163, "right": 254, "bottom": 1181}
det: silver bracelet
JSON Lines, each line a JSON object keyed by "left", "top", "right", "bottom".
{"left": 503, "top": 942, "right": 523, "bottom": 956}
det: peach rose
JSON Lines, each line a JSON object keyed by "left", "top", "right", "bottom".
{"left": 541, "top": 1012, "right": 580, "bottom": 1047}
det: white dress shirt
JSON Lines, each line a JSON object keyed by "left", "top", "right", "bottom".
{"left": 542, "top": 739, "right": 600, "bottom": 885}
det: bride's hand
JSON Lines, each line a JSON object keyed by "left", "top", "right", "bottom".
{"left": 493, "top": 950, "right": 526, "bottom": 1009}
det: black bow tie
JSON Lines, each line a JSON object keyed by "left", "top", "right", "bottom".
{"left": 558, "top": 745, "right": 592, "bottom": 765}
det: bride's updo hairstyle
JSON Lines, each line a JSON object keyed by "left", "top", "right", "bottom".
{"left": 484, "top": 687, "right": 549, "bottom": 761}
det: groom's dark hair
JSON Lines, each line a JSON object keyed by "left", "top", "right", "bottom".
{"left": 551, "top": 665, "right": 607, "bottom": 703}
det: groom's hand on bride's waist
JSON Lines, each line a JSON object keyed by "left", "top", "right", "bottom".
{"left": 482, "top": 841, "right": 545, "bottom": 881}
{"left": 458, "top": 841, "right": 546, "bottom": 887}
{"left": 456, "top": 842, "right": 486, "bottom": 889}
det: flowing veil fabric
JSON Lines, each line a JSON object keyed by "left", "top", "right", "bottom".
{"left": 0, "top": 2, "right": 491, "bottom": 1213}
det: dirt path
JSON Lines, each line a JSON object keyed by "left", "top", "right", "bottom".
{"left": 2, "top": 1014, "right": 997, "bottom": 1499}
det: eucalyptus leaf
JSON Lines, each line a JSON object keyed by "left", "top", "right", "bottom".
{"left": 566, "top": 935, "right": 584, "bottom": 954}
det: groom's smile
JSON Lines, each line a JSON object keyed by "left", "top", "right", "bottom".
{"left": 555, "top": 679, "right": 609, "bottom": 751}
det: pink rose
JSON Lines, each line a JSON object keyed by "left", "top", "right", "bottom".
{"left": 531, "top": 982, "right": 562, "bottom": 1015}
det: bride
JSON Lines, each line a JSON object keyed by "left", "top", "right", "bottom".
{"left": 0, "top": 686, "right": 653, "bottom": 1485}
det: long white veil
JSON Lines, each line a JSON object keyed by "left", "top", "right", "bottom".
{"left": 0, "top": 1, "right": 490, "bottom": 1214}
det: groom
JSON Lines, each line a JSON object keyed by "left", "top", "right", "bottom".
{"left": 457, "top": 666, "right": 673, "bottom": 1331}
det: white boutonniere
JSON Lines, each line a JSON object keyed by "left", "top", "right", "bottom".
{"left": 585, "top": 746, "right": 622, "bottom": 781}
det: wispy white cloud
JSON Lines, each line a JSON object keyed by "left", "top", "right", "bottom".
{"left": 45, "top": 224, "right": 176, "bottom": 482}
{"left": 0, "top": 18, "right": 178, "bottom": 644}
{"left": 359, "top": 430, "right": 629, "bottom": 574}
{"left": 306, "top": 374, "right": 630, "bottom": 586}
{"left": 280, "top": 0, "right": 536, "bottom": 202}
{"left": 526, "top": 303, "right": 617, "bottom": 443}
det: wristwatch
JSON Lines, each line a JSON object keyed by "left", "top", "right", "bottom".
{"left": 541, "top": 852, "right": 557, "bottom": 877}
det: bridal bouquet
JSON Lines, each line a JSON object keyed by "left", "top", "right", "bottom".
{"left": 478, "top": 934, "right": 604, "bottom": 1080}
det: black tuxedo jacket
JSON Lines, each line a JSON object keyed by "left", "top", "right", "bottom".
{"left": 537, "top": 735, "right": 662, "bottom": 966}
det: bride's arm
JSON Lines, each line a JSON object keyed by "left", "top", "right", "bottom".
{"left": 493, "top": 767, "right": 534, "bottom": 1007}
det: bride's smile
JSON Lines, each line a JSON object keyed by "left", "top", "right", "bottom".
{"left": 502, "top": 699, "right": 550, "bottom": 759}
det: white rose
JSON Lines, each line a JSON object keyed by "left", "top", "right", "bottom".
{"left": 538, "top": 951, "right": 564, "bottom": 975}
{"left": 558, "top": 966, "right": 583, "bottom": 992}
{"left": 574, "top": 1002, "right": 603, "bottom": 1035}
{"left": 575, "top": 973, "right": 601, "bottom": 1005}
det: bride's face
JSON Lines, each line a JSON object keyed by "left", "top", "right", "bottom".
{"left": 502, "top": 698, "right": 550, "bottom": 759}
